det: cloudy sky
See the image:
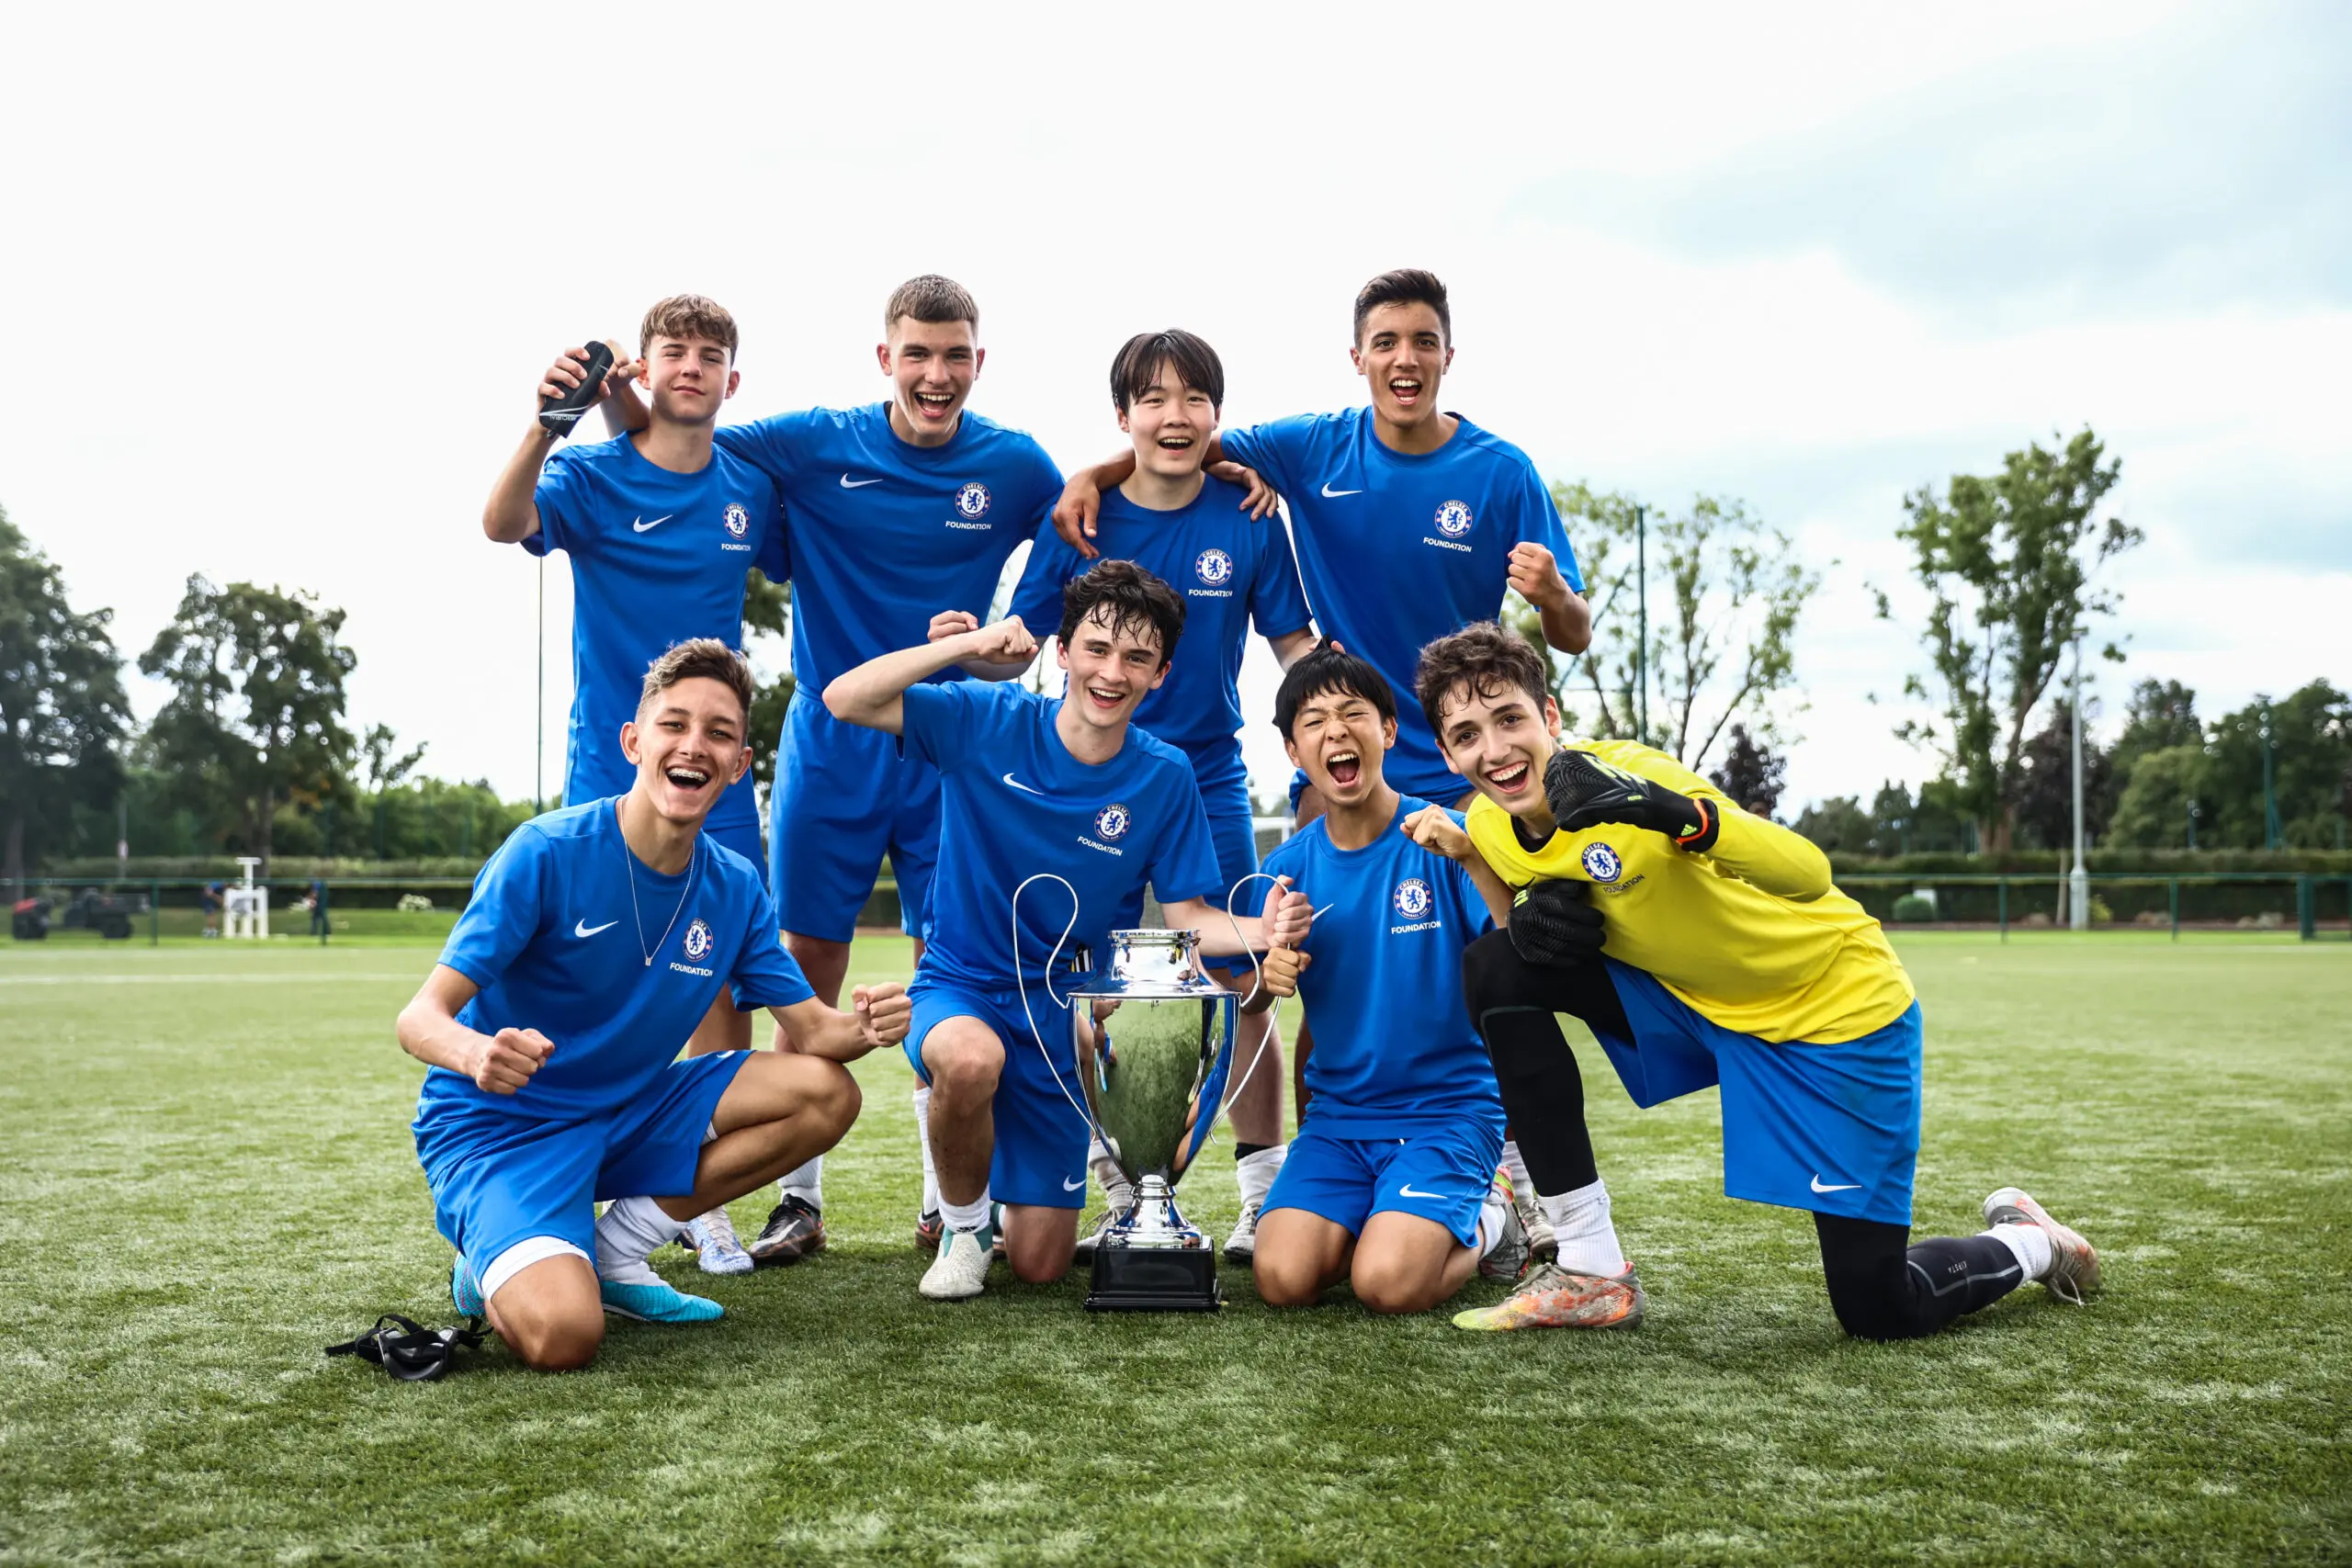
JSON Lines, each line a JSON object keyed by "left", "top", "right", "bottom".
{"left": 3, "top": 2, "right": 2343, "bottom": 815}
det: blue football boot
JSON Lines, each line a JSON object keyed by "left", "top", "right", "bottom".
{"left": 599, "top": 1278, "right": 725, "bottom": 1324}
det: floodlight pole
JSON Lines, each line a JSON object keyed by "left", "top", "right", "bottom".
{"left": 1634, "top": 504, "right": 1648, "bottom": 743}
{"left": 2260, "top": 698, "right": 2279, "bottom": 850}
{"left": 2068, "top": 635, "right": 2088, "bottom": 931}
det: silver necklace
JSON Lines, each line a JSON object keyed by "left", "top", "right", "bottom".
{"left": 616, "top": 801, "right": 696, "bottom": 967}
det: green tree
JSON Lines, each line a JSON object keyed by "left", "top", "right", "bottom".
{"left": 1521, "top": 485, "right": 1819, "bottom": 771}
{"left": 2201, "top": 682, "right": 2351, "bottom": 849}
{"left": 2013, "top": 698, "right": 2113, "bottom": 851}
{"left": 0, "top": 506, "right": 131, "bottom": 889}
{"left": 1881, "top": 429, "right": 2141, "bottom": 851}
{"left": 2108, "top": 743, "right": 2207, "bottom": 849}
{"left": 1709, "top": 724, "right": 1787, "bottom": 818}
{"left": 138, "top": 576, "right": 356, "bottom": 869}
{"left": 1793, "top": 795, "right": 1872, "bottom": 853}
{"left": 2103, "top": 678, "right": 2200, "bottom": 824}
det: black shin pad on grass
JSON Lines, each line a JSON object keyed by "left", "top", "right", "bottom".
{"left": 1815, "top": 1213, "right": 2027, "bottom": 1341}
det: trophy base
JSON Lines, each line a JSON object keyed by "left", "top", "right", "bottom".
{"left": 1084, "top": 1244, "right": 1223, "bottom": 1313}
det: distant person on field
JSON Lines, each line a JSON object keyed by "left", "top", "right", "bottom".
{"left": 394, "top": 642, "right": 910, "bottom": 1371}
{"left": 1412, "top": 623, "right": 2099, "bottom": 1338}
{"left": 200, "top": 881, "right": 223, "bottom": 939}
{"left": 491, "top": 294, "right": 786, "bottom": 1272}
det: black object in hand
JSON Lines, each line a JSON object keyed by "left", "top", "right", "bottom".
{"left": 1544, "top": 749, "right": 1719, "bottom": 852}
{"left": 538, "top": 342, "right": 615, "bottom": 435}
{"left": 1509, "top": 879, "right": 1606, "bottom": 969}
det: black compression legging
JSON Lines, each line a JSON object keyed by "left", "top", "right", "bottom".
{"left": 1461, "top": 930, "right": 2025, "bottom": 1339}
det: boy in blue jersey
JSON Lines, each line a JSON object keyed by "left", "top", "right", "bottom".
{"left": 976, "top": 330, "right": 1317, "bottom": 1263}
{"left": 394, "top": 642, "right": 910, "bottom": 1371}
{"left": 600, "top": 276, "right": 1064, "bottom": 1265}
{"left": 503, "top": 296, "right": 789, "bottom": 1271}
{"left": 824, "top": 562, "right": 1313, "bottom": 1301}
{"left": 1242, "top": 646, "right": 1530, "bottom": 1314}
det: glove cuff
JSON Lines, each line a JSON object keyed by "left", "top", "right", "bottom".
{"left": 1668, "top": 795, "right": 1720, "bottom": 854}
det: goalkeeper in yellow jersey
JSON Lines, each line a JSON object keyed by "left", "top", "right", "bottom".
{"left": 1408, "top": 623, "right": 2099, "bottom": 1338}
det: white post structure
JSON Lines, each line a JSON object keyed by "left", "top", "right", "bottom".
{"left": 2068, "top": 637, "right": 2089, "bottom": 931}
{"left": 228, "top": 856, "right": 270, "bottom": 940}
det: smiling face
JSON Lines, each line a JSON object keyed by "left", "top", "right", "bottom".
{"left": 620, "top": 676, "right": 752, "bottom": 828}
{"left": 1056, "top": 604, "right": 1170, "bottom": 739}
{"left": 1434, "top": 676, "right": 1563, "bottom": 823}
{"left": 878, "top": 316, "right": 981, "bottom": 446}
{"left": 639, "top": 333, "right": 738, "bottom": 427}
{"left": 1119, "top": 364, "right": 1216, "bottom": 481}
{"left": 1283, "top": 684, "right": 1398, "bottom": 810}
{"left": 1351, "top": 300, "right": 1453, "bottom": 434}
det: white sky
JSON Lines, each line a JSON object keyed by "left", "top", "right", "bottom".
{"left": 3, "top": 2, "right": 2344, "bottom": 815}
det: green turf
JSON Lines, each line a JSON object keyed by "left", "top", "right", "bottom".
{"left": 1, "top": 936, "right": 2346, "bottom": 1563}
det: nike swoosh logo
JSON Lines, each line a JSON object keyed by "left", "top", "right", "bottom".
{"left": 630, "top": 514, "right": 673, "bottom": 533}
{"left": 1062, "top": 1176, "right": 1085, "bottom": 1191}
{"left": 574, "top": 919, "right": 619, "bottom": 938}
{"left": 1397, "top": 1184, "right": 1445, "bottom": 1200}
{"left": 840, "top": 475, "right": 882, "bottom": 489}
{"left": 1001, "top": 773, "right": 1046, "bottom": 796}
{"left": 1811, "top": 1176, "right": 1861, "bottom": 1193}
{"left": 1320, "top": 482, "right": 1363, "bottom": 498}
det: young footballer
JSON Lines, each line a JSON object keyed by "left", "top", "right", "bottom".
{"left": 1243, "top": 646, "right": 1530, "bottom": 1314}
{"left": 824, "top": 562, "right": 1312, "bottom": 1301}
{"left": 394, "top": 642, "right": 910, "bottom": 1371}
{"left": 974, "top": 330, "right": 1317, "bottom": 1262}
{"left": 600, "top": 276, "right": 1064, "bottom": 1265}
{"left": 1413, "top": 622, "right": 2100, "bottom": 1337}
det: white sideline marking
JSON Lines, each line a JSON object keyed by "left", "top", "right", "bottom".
{"left": 0, "top": 972, "right": 424, "bottom": 987}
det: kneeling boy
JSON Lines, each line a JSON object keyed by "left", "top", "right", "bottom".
{"left": 1415, "top": 622, "right": 2098, "bottom": 1337}
{"left": 1247, "top": 645, "right": 1529, "bottom": 1314}
{"left": 395, "top": 642, "right": 909, "bottom": 1371}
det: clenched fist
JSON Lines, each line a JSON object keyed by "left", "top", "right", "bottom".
{"left": 469, "top": 1027, "right": 553, "bottom": 1095}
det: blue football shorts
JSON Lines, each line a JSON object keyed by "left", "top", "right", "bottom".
{"left": 413, "top": 1050, "right": 752, "bottom": 1278}
{"left": 770, "top": 693, "right": 940, "bottom": 943}
{"left": 1262, "top": 1113, "right": 1506, "bottom": 1247}
{"left": 903, "top": 978, "right": 1089, "bottom": 1210}
{"left": 1594, "top": 959, "right": 1924, "bottom": 1227}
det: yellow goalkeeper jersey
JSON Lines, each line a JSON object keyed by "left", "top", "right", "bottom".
{"left": 1464, "top": 739, "right": 1915, "bottom": 1044}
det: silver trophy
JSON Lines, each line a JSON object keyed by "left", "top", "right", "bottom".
{"left": 1068, "top": 928, "right": 1238, "bottom": 1312}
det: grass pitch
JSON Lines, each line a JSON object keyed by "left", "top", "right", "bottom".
{"left": 1, "top": 934, "right": 2346, "bottom": 1564}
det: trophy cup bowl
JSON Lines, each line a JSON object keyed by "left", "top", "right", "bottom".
{"left": 1068, "top": 928, "right": 1237, "bottom": 1312}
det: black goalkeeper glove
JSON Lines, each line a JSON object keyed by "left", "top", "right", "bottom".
{"left": 1509, "top": 878, "right": 1606, "bottom": 969}
{"left": 1544, "top": 749, "right": 1721, "bottom": 853}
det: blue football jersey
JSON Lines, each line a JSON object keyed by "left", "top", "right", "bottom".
{"left": 420, "top": 799, "right": 814, "bottom": 1121}
{"left": 1251, "top": 797, "right": 1502, "bottom": 1135}
{"left": 526, "top": 434, "right": 783, "bottom": 841}
{"left": 1220, "top": 411, "right": 1581, "bottom": 801}
{"left": 716, "top": 404, "right": 1061, "bottom": 691}
{"left": 899, "top": 682, "right": 1222, "bottom": 993}
{"left": 1007, "top": 474, "right": 1313, "bottom": 764}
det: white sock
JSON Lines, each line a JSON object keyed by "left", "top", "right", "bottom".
{"left": 1537, "top": 1179, "right": 1627, "bottom": 1277}
{"left": 1987, "top": 1222, "right": 2052, "bottom": 1280}
{"left": 914, "top": 1087, "right": 940, "bottom": 1214}
{"left": 1234, "top": 1145, "right": 1287, "bottom": 1208}
{"left": 942, "top": 1190, "right": 992, "bottom": 1235}
{"left": 1474, "top": 1192, "right": 1510, "bottom": 1258}
{"left": 594, "top": 1195, "right": 677, "bottom": 1287}
{"left": 778, "top": 1154, "right": 823, "bottom": 1207}
{"left": 1090, "top": 1136, "right": 1133, "bottom": 1202}
{"left": 1499, "top": 1139, "right": 1533, "bottom": 1195}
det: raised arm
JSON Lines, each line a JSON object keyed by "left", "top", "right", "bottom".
{"left": 1402, "top": 806, "right": 1514, "bottom": 927}
{"left": 395, "top": 964, "right": 554, "bottom": 1094}
{"left": 823, "top": 618, "right": 1038, "bottom": 735}
{"left": 484, "top": 344, "right": 639, "bottom": 543}
{"left": 1548, "top": 748, "right": 1830, "bottom": 901}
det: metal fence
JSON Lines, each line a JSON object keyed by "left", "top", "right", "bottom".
{"left": 9, "top": 869, "right": 2346, "bottom": 946}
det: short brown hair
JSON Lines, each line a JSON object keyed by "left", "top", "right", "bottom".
{"left": 1057, "top": 559, "right": 1185, "bottom": 671}
{"left": 1353, "top": 268, "right": 1452, "bottom": 347}
{"left": 884, "top": 274, "right": 978, "bottom": 333}
{"left": 638, "top": 637, "right": 755, "bottom": 724}
{"left": 1109, "top": 329, "right": 1225, "bottom": 412}
{"left": 639, "top": 294, "right": 740, "bottom": 360}
{"left": 1414, "top": 621, "right": 1547, "bottom": 742}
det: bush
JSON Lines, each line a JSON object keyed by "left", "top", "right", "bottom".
{"left": 1891, "top": 894, "right": 1937, "bottom": 922}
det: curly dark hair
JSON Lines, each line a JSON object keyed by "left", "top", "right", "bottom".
{"left": 1057, "top": 558, "right": 1186, "bottom": 670}
{"left": 1413, "top": 621, "right": 1549, "bottom": 745}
